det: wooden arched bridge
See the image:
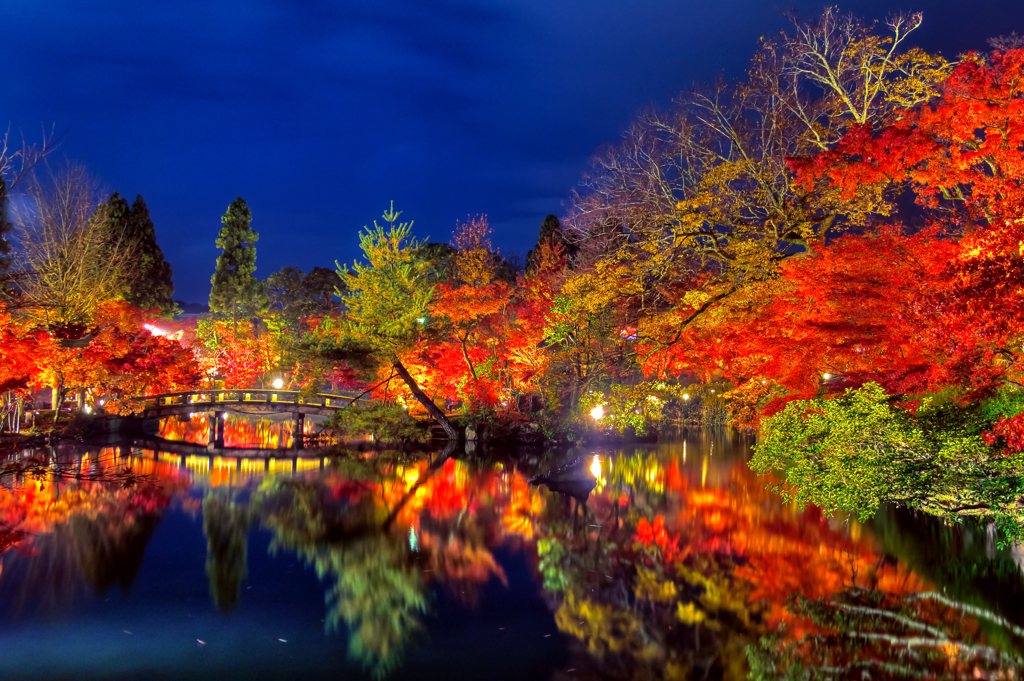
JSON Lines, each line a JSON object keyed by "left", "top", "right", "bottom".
{"left": 141, "top": 389, "right": 372, "bottom": 450}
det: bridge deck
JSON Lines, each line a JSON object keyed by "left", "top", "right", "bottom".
{"left": 141, "top": 389, "right": 370, "bottom": 418}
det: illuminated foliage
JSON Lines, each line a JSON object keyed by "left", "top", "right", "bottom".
{"left": 336, "top": 204, "right": 458, "bottom": 437}
{"left": 324, "top": 404, "right": 427, "bottom": 443}
{"left": 753, "top": 383, "right": 1024, "bottom": 543}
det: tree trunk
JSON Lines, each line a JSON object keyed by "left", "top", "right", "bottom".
{"left": 392, "top": 359, "right": 460, "bottom": 440}
{"left": 458, "top": 332, "right": 478, "bottom": 381}
{"left": 53, "top": 382, "right": 64, "bottom": 427}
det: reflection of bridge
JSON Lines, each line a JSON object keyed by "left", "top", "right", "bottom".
{"left": 141, "top": 389, "right": 372, "bottom": 450}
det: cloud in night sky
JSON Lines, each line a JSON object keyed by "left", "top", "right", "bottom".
{"left": 3, "top": 0, "right": 1021, "bottom": 301}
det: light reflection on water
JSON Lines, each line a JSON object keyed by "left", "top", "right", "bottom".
{"left": 0, "top": 430, "right": 1022, "bottom": 679}
{"left": 158, "top": 412, "right": 327, "bottom": 448}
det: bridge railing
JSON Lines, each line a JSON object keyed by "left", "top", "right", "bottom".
{"left": 142, "top": 389, "right": 367, "bottom": 411}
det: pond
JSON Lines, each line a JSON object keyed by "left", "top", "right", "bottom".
{"left": 2, "top": 418, "right": 1023, "bottom": 680}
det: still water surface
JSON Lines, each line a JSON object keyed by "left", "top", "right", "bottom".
{"left": 2, "top": 418, "right": 1023, "bottom": 680}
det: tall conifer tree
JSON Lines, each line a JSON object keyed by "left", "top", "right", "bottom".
{"left": 126, "top": 195, "right": 175, "bottom": 314}
{"left": 209, "top": 197, "right": 263, "bottom": 335}
{"left": 91, "top": 192, "right": 175, "bottom": 315}
{"left": 526, "top": 214, "right": 575, "bottom": 270}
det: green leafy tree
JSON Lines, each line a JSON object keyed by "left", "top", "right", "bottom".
{"left": 209, "top": 197, "right": 265, "bottom": 335}
{"left": 338, "top": 204, "right": 459, "bottom": 438}
{"left": 264, "top": 266, "right": 309, "bottom": 326}
{"left": 751, "top": 383, "right": 1024, "bottom": 543}
{"left": 265, "top": 266, "right": 346, "bottom": 323}
{"left": 413, "top": 242, "right": 457, "bottom": 283}
{"left": 324, "top": 404, "right": 428, "bottom": 443}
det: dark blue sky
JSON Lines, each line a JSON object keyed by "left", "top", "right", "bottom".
{"left": 4, "top": 0, "right": 1021, "bottom": 303}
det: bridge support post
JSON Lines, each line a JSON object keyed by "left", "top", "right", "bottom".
{"left": 292, "top": 412, "right": 305, "bottom": 449}
{"left": 207, "top": 410, "right": 225, "bottom": 451}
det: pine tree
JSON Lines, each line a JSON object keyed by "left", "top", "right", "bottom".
{"left": 91, "top": 193, "right": 176, "bottom": 315}
{"left": 126, "top": 195, "right": 175, "bottom": 315}
{"left": 0, "top": 177, "right": 15, "bottom": 274}
{"left": 209, "top": 197, "right": 264, "bottom": 335}
{"left": 526, "top": 214, "right": 574, "bottom": 270}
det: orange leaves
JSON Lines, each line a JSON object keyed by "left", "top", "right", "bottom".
{"left": 0, "top": 299, "right": 200, "bottom": 413}
{"left": 794, "top": 49, "right": 1024, "bottom": 226}
{"left": 634, "top": 515, "right": 683, "bottom": 565}
{"left": 776, "top": 49, "right": 1024, "bottom": 407}
{"left": 194, "top": 318, "right": 275, "bottom": 390}
{"left": 0, "top": 312, "right": 49, "bottom": 393}
{"left": 430, "top": 280, "right": 511, "bottom": 326}
{"left": 451, "top": 214, "right": 498, "bottom": 287}
{"left": 82, "top": 301, "right": 201, "bottom": 412}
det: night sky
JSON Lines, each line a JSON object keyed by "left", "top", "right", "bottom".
{"left": 4, "top": 0, "right": 1022, "bottom": 304}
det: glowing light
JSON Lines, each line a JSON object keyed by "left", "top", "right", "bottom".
{"left": 823, "top": 373, "right": 832, "bottom": 380}
{"left": 417, "top": 317, "right": 426, "bottom": 323}
{"left": 590, "top": 405, "right": 604, "bottom": 420}
{"left": 273, "top": 378, "right": 284, "bottom": 389}
{"left": 84, "top": 405, "right": 92, "bottom": 414}
{"left": 590, "top": 455, "right": 601, "bottom": 479}
{"left": 144, "top": 324, "right": 167, "bottom": 336}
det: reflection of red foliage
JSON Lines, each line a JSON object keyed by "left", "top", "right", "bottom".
{"left": 0, "top": 450, "right": 187, "bottom": 558}
{"left": 330, "top": 481, "right": 367, "bottom": 503}
{"left": 0, "top": 530, "right": 26, "bottom": 555}
{"left": 634, "top": 515, "right": 683, "bottom": 564}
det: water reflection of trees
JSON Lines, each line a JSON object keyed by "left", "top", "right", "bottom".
{"left": 258, "top": 474, "right": 428, "bottom": 678}
{"left": 5, "top": 440, "right": 1024, "bottom": 679}
{"left": 253, "top": 448, "right": 522, "bottom": 677}
{"left": 158, "top": 412, "right": 321, "bottom": 448}
{"left": 749, "top": 587, "right": 1024, "bottom": 679}
{"left": 0, "top": 448, "right": 184, "bottom": 613}
{"left": 533, "top": 443, "right": 1024, "bottom": 680}
{"left": 202, "top": 491, "right": 252, "bottom": 611}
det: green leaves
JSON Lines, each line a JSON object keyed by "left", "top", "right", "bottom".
{"left": 324, "top": 404, "right": 427, "bottom": 443}
{"left": 339, "top": 205, "right": 433, "bottom": 358}
{"left": 751, "top": 383, "right": 1024, "bottom": 544}
{"left": 209, "top": 197, "right": 265, "bottom": 320}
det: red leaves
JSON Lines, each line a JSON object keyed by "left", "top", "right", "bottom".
{"left": 983, "top": 414, "right": 1024, "bottom": 455}
{"left": 795, "top": 49, "right": 1024, "bottom": 227}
